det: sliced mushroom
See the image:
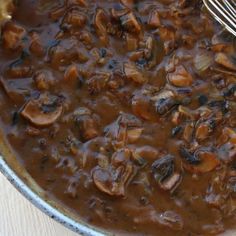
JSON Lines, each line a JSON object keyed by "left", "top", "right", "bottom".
{"left": 168, "top": 65, "right": 193, "bottom": 87}
{"left": 126, "top": 127, "right": 143, "bottom": 143}
{"left": 215, "top": 53, "right": 236, "bottom": 71}
{"left": 75, "top": 108, "right": 99, "bottom": 141}
{"left": 211, "top": 30, "right": 234, "bottom": 53}
{"left": 131, "top": 151, "right": 147, "bottom": 167}
{"left": 195, "top": 122, "right": 212, "bottom": 141}
{"left": 79, "top": 30, "right": 94, "bottom": 49}
{"left": 94, "top": 8, "right": 109, "bottom": 45}
{"left": 87, "top": 72, "right": 110, "bottom": 95}
{"left": 111, "top": 6, "right": 129, "bottom": 19}
{"left": 34, "top": 70, "right": 55, "bottom": 90}
{"left": 154, "top": 90, "right": 177, "bottom": 115}
{"left": 63, "top": 9, "right": 87, "bottom": 28}
{"left": 124, "top": 63, "right": 147, "bottom": 84}
{"left": 49, "top": 38, "right": 89, "bottom": 68}
{"left": 132, "top": 91, "right": 156, "bottom": 121}
{"left": 148, "top": 9, "right": 161, "bottom": 28}
{"left": 159, "top": 26, "right": 176, "bottom": 54}
{"left": 179, "top": 146, "right": 201, "bottom": 165}
{"left": 159, "top": 25, "right": 176, "bottom": 41}
{"left": 120, "top": 12, "right": 141, "bottom": 33}
{"left": 132, "top": 97, "right": 153, "bottom": 120}
{"left": 133, "top": 146, "right": 159, "bottom": 161}
{"left": 183, "top": 122, "right": 194, "bottom": 143}
{"left": 129, "top": 50, "right": 144, "bottom": 62}
{"left": 178, "top": 105, "right": 196, "bottom": 121}
{"left": 64, "top": 64, "right": 79, "bottom": 85}
{"left": 2, "top": 22, "right": 26, "bottom": 50}
{"left": 120, "top": 0, "right": 134, "bottom": 8}
{"left": 160, "top": 173, "right": 182, "bottom": 191}
{"left": 93, "top": 167, "right": 125, "bottom": 196}
{"left": 21, "top": 94, "right": 63, "bottom": 127}
{"left": 29, "top": 32, "right": 44, "bottom": 57}
{"left": 93, "top": 149, "right": 135, "bottom": 196}
{"left": 180, "top": 148, "right": 220, "bottom": 174}
{"left": 152, "top": 155, "right": 175, "bottom": 183}
{"left": 144, "top": 35, "right": 154, "bottom": 60}
{"left": 125, "top": 33, "right": 138, "bottom": 51}
{"left": 218, "top": 142, "right": 236, "bottom": 164}
{"left": 194, "top": 51, "right": 213, "bottom": 73}
{"left": 111, "top": 149, "right": 131, "bottom": 166}
{"left": 152, "top": 154, "right": 181, "bottom": 192}
{"left": 192, "top": 151, "right": 220, "bottom": 173}
{"left": 49, "top": 7, "right": 66, "bottom": 21}
{"left": 77, "top": 116, "right": 99, "bottom": 141}
{"left": 104, "top": 112, "right": 143, "bottom": 145}
{"left": 222, "top": 127, "right": 236, "bottom": 144}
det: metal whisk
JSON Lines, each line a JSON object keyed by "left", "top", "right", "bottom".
{"left": 203, "top": 0, "right": 236, "bottom": 37}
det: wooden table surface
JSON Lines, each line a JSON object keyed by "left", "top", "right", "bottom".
{"left": 0, "top": 173, "right": 79, "bottom": 236}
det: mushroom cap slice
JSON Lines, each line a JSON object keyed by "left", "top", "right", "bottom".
{"left": 124, "top": 63, "right": 146, "bottom": 84}
{"left": 21, "top": 95, "right": 63, "bottom": 127}
{"left": 92, "top": 167, "right": 125, "bottom": 197}
{"left": 160, "top": 173, "right": 182, "bottom": 191}
{"left": 183, "top": 151, "right": 220, "bottom": 174}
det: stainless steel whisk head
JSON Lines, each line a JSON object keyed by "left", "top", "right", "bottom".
{"left": 203, "top": 0, "right": 236, "bottom": 37}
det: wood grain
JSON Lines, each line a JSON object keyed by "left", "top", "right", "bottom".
{"left": 0, "top": 173, "right": 79, "bottom": 236}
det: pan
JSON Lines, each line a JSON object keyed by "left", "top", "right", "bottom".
{"left": 0, "top": 131, "right": 107, "bottom": 236}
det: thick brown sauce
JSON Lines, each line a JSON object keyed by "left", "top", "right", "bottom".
{"left": 0, "top": 0, "right": 236, "bottom": 235}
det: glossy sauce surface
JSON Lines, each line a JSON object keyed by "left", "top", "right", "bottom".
{"left": 0, "top": 0, "right": 236, "bottom": 235}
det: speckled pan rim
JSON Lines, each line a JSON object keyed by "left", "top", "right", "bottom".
{"left": 0, "top": 156, "right": 106, "bottom": 236}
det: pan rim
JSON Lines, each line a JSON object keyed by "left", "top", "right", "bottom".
{"left": 0, "top": 156, "right": 107, "bottom": 236}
